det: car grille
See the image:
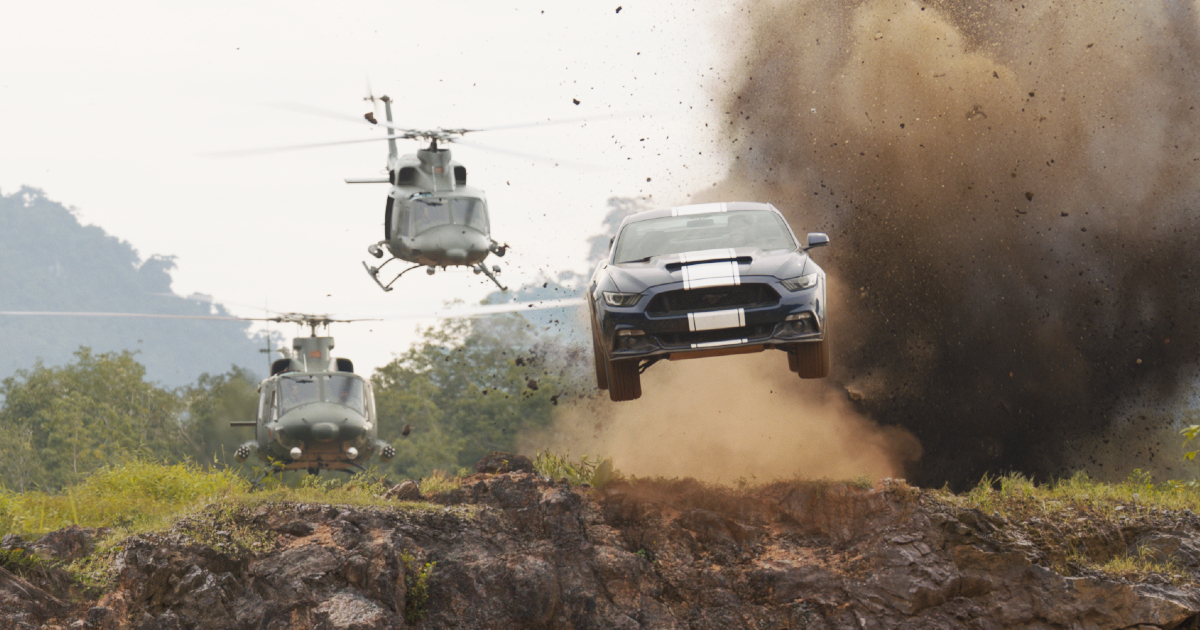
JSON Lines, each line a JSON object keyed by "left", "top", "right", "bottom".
{"left": 655, "top": 325, "right": 774, "bottom": 347}
{"left": 646, "top": 284, "right": 780, "bottom": 315}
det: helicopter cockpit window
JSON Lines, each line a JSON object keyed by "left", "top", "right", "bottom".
{"left": 449, "top": 198, "right": 488, "bottom": 232}
{"left": 325, "top": 375, "right": 365, "bottom": 414}
{"left": 278, "top": 376, "right": 321, "bottom": 412}
{"left": 404, "top": 197, "right": 488, "bottom": 235}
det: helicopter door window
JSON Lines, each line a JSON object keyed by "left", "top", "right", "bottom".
{"left": 325, "top": 375, "right": 365, "bottom": 414}
{"left": 449, "top": 199, "right": 488, "bottom": 232}
{"left": 278, "top": 376, "right": 321, "bottom": 412}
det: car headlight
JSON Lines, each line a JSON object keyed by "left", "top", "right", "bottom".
{"left": 603, "top": 292, "right": 642, "bottom": 307}
{"left": 781, "top": 273, "right": 819, "bottom": 292}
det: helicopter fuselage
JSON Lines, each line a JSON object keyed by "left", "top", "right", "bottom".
{"left": 236, "top": 335, "right": 392, "bottom": 473}
{"left": 383, "top": 187, "right": 494, "bottom": 267}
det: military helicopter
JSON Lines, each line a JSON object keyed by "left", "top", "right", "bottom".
{"left": 224, "top": 313, "right": 393, "bottom": 477}
{"left": 237, "top": 94, "right": 628, "bottom": 293}
{"left": 348, "top": 95, "right": 510, "bottom": 292}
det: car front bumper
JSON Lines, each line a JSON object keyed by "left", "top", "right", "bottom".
{"left": 595, "top": 276, "right": 825, "bottom": 361}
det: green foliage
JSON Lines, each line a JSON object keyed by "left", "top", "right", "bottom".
{"left": 533, "top": 451, "right": 613, "bottom": 487}
{"left": 0, "top": 457, "right": 245, "bottom": 537}
{"left": 1182, "top": 423, "right": 1200, "bottom": 461}
{"left": 0, "top": 345, "right": 263, "bottom": 492}
{"left": 1088, "top": 544, "right": 1189, "bottom": 585}
{"left": 0, "top": 547, "right": 39, "bottom": 573}
{"left": 419, "top": 469, "right": 464, "bottom": 495}
{"left": 374, "top": 315, "right": 572, "bottom": 480}
{"left": 401, "top": 550, "right": 436, "bottom": 624}
{"left": 0, "top": 349, "right": 185, "bottom": 491}
{"left": 179, "top": 368, "right": 260, "bottom": 466}
{"left": 948, "top": 470, "right": 1200, "bottom": 521}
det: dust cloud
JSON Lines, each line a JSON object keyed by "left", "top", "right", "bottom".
{"left": 527, "top": 351, "right": 921, "bottom": 483}
{"left": 702, "top": 0, "right": 1200, "bottom": 487}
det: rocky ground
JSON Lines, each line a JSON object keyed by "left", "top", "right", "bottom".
{"left": 5, "top": 460, "right": 1200, "bottom": 629}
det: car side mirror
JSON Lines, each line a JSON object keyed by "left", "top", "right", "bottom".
{"left": 805, "top": 232, "right": 830, "bottom": 250}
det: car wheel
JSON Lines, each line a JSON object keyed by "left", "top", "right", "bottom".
{"left": 607, "top": 358, "right": 642, "bottom": 402}
{"left": 592, "top": 322, "right": 609, "bottom": 390}
{"left": 794, "top": 338, "right": 829, "bottom": 379}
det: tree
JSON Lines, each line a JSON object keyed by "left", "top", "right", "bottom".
{"left": 372, "top": 315, "right": 572, "bottom": 479}
{"left": 179, "top": 367, "right": 260, "bottom": 467}
{"left": 0, "top": 348, "right": 182, "bottom": 491}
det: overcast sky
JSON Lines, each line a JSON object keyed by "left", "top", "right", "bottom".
{"left": 0, "top": 0, "right": 745, "bottom": 374}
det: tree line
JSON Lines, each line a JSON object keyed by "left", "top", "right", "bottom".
{"left": 0, "top": 313, "right": 588, "bottom": 492}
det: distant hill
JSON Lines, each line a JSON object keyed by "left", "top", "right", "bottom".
{"left": 0, "top": 187, "right": 263, "bottom": 387}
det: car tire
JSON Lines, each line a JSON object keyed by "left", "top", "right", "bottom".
{"left": 607, "top": 358, "right": 642, "bottom": 402}
{"left": 592, "top": 322, "right": 609, "bottom": 390}
{"left": 794, "top": 325, "right": 830, "bottom": 379}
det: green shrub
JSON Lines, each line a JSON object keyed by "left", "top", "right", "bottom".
{"left": 533, "top": 451, "right": 614, "bottom": 487}
{"left": 0, "top": 457, "right": 245, "bottom": 537}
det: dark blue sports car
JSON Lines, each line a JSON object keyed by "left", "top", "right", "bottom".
{"left": 588, "top": 201, "right": 829, "bottom": 401}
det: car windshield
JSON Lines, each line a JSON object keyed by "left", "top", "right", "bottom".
{"left": 278, "top": 376, "right": 321, "bottom": 412}
{"left": 407, "top": 196, "right": 488, "bottom": 235}
{"left": 325, "top": 374, "right": 365, "bottom": 414}
{"left": 613, "top": 210, "right": 796, "bottom": 263}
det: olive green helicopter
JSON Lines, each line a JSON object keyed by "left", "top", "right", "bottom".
{"left": 232, "top": 92, "right": 625, "bottom": 293}
{"left": 349, "top": 95, "right": 511, "bottom": 292}
{"left": 228, "top": 313, "right": 393, "bottom": 478}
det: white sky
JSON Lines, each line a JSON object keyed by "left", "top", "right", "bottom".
{"left": 0, "top": 0, "right": 743, "bottom": 374}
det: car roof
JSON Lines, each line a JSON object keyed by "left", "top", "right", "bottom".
{"left": 617, "top": 201, "right": 781, "bottom": 230}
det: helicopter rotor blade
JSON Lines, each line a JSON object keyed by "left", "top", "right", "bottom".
{"left": 203, "top": 134, "right": 413, "bottom": 157}
{"left": 0, "top": 311, "right": 250, "bottom": 321}
{"left": 450, "top": 137, "right": 599, "bottom": 170}
{"left": 463, "top": 110, "right": 650, "bottom": 133}
{"left": 382, "top": 297, "right": 586, "bottom": 320}
{"left": 0, "top": 298, "right": 585, "bottom": 325}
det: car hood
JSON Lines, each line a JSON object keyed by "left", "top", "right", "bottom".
{"left": 605, "top": 247, "right": 811, "bottom": 293}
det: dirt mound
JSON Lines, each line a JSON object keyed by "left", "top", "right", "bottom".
{"left": 5, "top": 473, "right": 1200, "bottom": 629}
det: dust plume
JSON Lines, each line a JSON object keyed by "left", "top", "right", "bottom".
{"left": 528, "top": 351, "right": 921, "bottom": 483}
{"left": 705, "top": 0, "right": 1200, "bottom": 487}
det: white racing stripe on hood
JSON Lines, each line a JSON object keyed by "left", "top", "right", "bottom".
{"left": 681, "top": 261, "right": 740, "bottom": 290}
{"left": 690, "top": 338, "right": 748, "bottom": 349}
{"left": 687, "top": 308, "right": 745, "bottom": 332}
{"left": 679, "top": 248, "right": 737, "bottom": 264}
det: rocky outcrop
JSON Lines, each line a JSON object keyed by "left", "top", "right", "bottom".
{"left": 6, "top": 473, "right": 1200, "bottom": 629}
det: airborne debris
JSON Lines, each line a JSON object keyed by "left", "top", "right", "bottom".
{"left": 527, "top": 378, "right": 539, "bottom": 391}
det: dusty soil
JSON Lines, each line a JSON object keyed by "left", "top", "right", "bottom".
{"left": 5, "top": 472, "right": 1200, "bottom": 629}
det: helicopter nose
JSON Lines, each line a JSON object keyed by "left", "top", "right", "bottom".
{"left": 312, "top": 422, "right": 339, "bottom": 442}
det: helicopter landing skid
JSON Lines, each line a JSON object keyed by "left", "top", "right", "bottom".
{"left": 475, "top": 263, "right": 508, "bottom": 291}
{"left": 363, "top": 259, "right": 422, "bottom": 292}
